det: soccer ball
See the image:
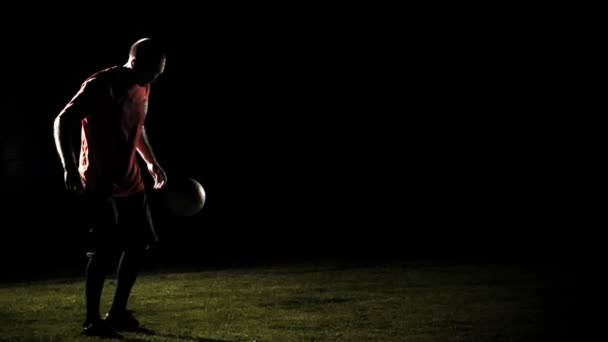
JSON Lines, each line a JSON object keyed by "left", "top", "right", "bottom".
{"left": 165, "top": 177, "right": 206, "bottom": 216}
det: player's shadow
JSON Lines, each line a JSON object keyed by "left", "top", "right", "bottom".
{"left": 121, "top": 327, "right": 237, "bottom": 342}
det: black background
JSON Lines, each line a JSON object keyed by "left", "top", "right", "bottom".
{"left": 1, "top": 9, "right": 575, "bottom": 276}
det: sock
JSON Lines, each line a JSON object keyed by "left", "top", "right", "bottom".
{"left": 84, "top": 252, "right": 110, "bottom": 322}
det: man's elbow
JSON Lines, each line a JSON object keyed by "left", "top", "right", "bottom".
{"left": 54, "top": 109, "right": 81, "bottom": 131}
{"left": 53, "top": 114, "right": 62, "bottom": 129}
{"left": 53, "top": 113, "right": 69, "bottom": 134}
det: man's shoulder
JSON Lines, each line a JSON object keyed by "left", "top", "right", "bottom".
{"left": 83, "top": 65, "right": 127, "bottom": 85}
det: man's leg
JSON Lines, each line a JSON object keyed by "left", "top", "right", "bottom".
{"left": 81, "top": 195, "right": 121, "bottom": 336}
{"left": 106, "top": 192, "right": 157, "bottom": 331}
{"left": 84, "top": 250, "right": 111, "bottom": 322}
{"left": 110, "top": 249, "right": 144, "bottom": 314}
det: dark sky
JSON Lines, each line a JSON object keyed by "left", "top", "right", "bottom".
{"left": 1, "top": 14, "right": 572, "bottom": 269}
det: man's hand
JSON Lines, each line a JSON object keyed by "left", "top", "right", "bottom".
{"left": 147, "top": 162, "right": 167, "bottom": 189}
{"left": 64, "top": 170, "right": 84, "bottom": 193}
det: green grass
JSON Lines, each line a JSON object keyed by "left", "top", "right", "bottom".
{"left": 0, "top": 261, "right": 565, "bottom": 341}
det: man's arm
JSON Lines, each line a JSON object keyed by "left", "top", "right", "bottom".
{"left": 53, "top": 77, "right": 100, "bottom": 192}
{"left": 137, "top": 126, "right": 167, "bottom": 189}
{"left": 137, "top": 126, "right": 160, "bottom": 166}
{"left": 53, "top": 104, "right": 81, "bottom": 177}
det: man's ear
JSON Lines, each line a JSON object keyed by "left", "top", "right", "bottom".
{"left": 130, "top": 59, "right": 136, "bottom": 68}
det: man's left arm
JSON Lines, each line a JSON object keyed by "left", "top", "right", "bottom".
{"left": 137, "top": 125, "right": 167, "bottom": 189}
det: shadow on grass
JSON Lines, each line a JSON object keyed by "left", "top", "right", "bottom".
{"left": 121, "top": 327, "right": 238, "bottom": 342}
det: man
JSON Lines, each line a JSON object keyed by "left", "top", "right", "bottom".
{"left": 53, "top": 37, "right": 167, "bottom": 337}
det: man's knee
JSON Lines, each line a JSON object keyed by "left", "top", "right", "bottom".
{"left": 123, "top": 243, "right": 152, "bottom": 257}
{"left": 85, "top": 246, "right": 121, "bottom": 266}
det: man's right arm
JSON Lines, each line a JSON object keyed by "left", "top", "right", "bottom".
{"left": 53, "top": 78, "right": 99, "bottom": 192}
{"left": 53, "top": 102, "right": 82, "bottom": 189}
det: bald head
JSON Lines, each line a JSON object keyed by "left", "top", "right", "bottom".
{"left": 127, "top": 38, "right": 166, "bottom": 85}
{"left": 129, "top": 38, "right": 165, "bottom": 61}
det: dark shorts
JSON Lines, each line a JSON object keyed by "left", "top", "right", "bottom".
{"left": 82, "top": 191, "right": 158, "bottom": 256}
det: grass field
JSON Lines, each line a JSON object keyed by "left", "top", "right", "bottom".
{"left": 0, "top": 260, "right": 569, "bottom": 341}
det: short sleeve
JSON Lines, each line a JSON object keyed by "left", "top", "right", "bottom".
{"left": 59, "top": 75, "right": 108, "bottom": 120}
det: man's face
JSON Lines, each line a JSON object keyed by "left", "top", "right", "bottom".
{"left": 133, "top": 56, "right": 166, "bottom": 86}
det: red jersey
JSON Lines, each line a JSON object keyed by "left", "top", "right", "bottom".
{"left": 64, "top": 65, "right": 150, "bottom": 197}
